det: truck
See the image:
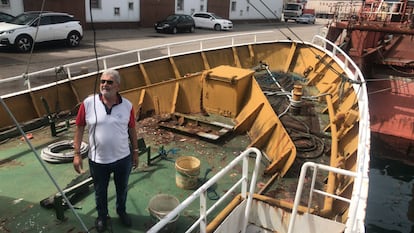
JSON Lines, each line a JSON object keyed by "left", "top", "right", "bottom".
{"left": 283, "top": 2, "right": 315, "bottom": 22}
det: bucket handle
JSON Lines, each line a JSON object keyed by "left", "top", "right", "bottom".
{"left": 179, "top": 170, "right": 200, "bottom": 178}
{"left": 151, "top": 210, "right": 180, "bottom": 222}
{"left": 176, "top": 157, "right": 200, "bottom": 177}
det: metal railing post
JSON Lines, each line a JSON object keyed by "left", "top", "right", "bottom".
{"left": 147, "top": 147, "right": 262, "bottom": 233}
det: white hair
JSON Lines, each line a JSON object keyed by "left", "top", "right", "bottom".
{"left": 101, "top": 69, "right": 121, "bottom": 84}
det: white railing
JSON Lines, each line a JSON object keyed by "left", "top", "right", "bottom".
{"left": 312, "top": 34, "right": 364, "bottom": 83}
{"left": 0, "top": 31, "right": 274, "bottom": 98}
{"left": 288, "top": 162, "right": 358, "bottom": 233}
{"left": 1, "top": 32, "right": 354, "bottom": 99}
{"left": 147, "top": 147, "right": 262, "bottom": 233}
{"left": 311, "top": 34, "right": 370, "bottom": 233}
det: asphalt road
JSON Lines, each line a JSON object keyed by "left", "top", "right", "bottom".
{"left": 0, "top": 21, "right": 328, "bottom": 79}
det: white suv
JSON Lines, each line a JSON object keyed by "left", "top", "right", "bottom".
{"left": 192, "top": 12, "right": 233, "bottom": 31}
{"left": 0, "top": 11, "right": 83, "bottom": 52}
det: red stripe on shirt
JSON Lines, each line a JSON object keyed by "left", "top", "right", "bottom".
{"left": 129, "top": 107, "right": 136, "bottom": 128}
{"left": 76, "top": 103, "right": 86, "bottom": 126}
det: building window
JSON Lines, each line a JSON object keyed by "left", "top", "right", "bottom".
{"left": 177, "top": 0, "right": 184, "bottom": 11}
{"left": 129, "top": 2, "right": 134, "bottom": 10}
{"left": 231, "top": 1, "right": 236, "bottom": 12}
{"left": 114, "top": 7, "right": 120, "bottom": 16}
{"left": 1, "top": 0, "right": 10, "bottom": 6}
{"left": 91, "top": 0, "right": 101, "bottom": 9}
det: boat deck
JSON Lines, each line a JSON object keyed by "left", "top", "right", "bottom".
{"left": 0, "top": 114, "right": 271, "bottom": 232}
{"left": 0, "top": 70, "right": 332, "bottom": 233}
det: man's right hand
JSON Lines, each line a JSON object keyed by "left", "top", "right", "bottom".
{"left": 73, "top": 155, "right": 85, "bottom": 174}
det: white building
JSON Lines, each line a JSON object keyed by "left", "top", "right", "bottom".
{"left": 85, "top": 0, "right": 140, "bottom": 23}
{"left": 85, "top": 0, "right": 282, "bottom": 25}
{"left": 0, "top": 0, "right": 24, "bottom": 16}
{"left": 228, "top": 0, "right": 283, "bottom": 20}
{"left": 1, "top": 0, "right": 283, "bottom": 28}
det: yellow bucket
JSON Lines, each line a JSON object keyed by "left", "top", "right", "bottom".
{"left": 175, "top": 156, "right": 200, "bottom": 189}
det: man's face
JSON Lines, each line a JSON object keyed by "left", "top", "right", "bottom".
{"left": 100, "top": 74, "right": 119, "bottom": 98}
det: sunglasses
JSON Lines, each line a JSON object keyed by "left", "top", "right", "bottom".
{"left": 100, "top": 79, "right": 114, "bottom": 85}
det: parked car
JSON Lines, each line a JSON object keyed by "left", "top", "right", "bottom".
{"left": 0, "top": 11, "right": 83, "bottom": 52}
{"left": 296, "top": 14, "right": 316, "bottom": 24}
{"left": 0, "top": 12, "right": 14, "bottom": 23}
{"left": 191, "top": 12, "right": 233, "bottom": 31}
{"left": 154, "top": 14, "right": 195, "bottom": 34}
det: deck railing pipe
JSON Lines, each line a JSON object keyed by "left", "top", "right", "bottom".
{"left": 241, "top": 147, "right": 263, "bottom": 233}
{"left": 185, "top": 177, "right": 247, "bottom": 233}
{"left": 147, "top": 147, "right": 262, "bottom": 233}
{"left": 288, "top": 162, "right": 357, "bottom": 233}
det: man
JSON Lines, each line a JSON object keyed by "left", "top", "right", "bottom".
{"left": 73, "top": 69, "right": 139, "bottom": 232}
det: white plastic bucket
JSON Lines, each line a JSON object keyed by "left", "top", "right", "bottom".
{"left": 148, "top": 194, "right": 180, "bottom": 233}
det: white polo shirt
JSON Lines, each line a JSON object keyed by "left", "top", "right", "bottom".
{"left": 76, "top": 94, "right": 135, "bottom": 164}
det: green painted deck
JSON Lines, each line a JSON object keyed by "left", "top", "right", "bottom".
{"left": 0, "top": 72, "right": 334, "bottom": 233}
{"left": 0, "top": 116, "right": 262, "bottom": 233}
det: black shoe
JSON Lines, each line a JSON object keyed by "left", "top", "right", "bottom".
{"left": 118, "top": 212, "right": 132, "bottom": 227}
{"left": 95, "top": 216, "right": 107, "bottom": 232}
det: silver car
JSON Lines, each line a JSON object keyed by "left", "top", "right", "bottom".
{"left": 0, "top": 11, "right": 83, "bottom": 52}
{"left": 296, "top": 14, "right": 316, "bottom": 24}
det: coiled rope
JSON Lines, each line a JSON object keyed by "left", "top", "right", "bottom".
{"left": 41, "top": 140, "right": 88, "bottom": 163}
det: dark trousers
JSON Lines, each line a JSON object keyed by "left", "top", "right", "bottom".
{"left": 89, "top": 155, "right": 132, "bottom": 218}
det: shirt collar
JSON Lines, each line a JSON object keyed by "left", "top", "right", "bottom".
{"left": 99, "top": 93, "right": 123, "bottom": 104}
